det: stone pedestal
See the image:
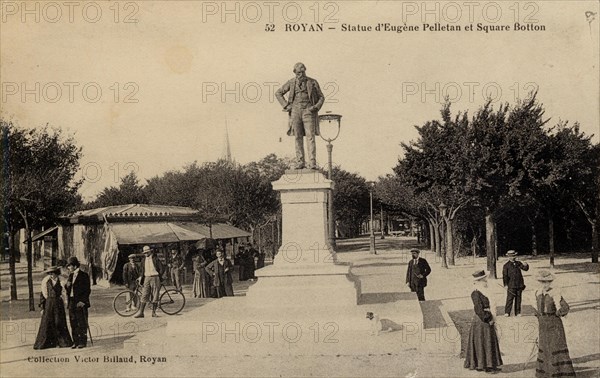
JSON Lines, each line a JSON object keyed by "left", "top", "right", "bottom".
{"left": 246, "top": 169, "right": 360, "bottom": 308}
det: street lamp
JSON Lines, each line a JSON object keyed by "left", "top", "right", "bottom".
{"left": 367, "top": 181, "right": 376, "bottom": 254}
{"left": 318, "top": 112, "right": 342, "bottom": 249}
{"left": 380, "top": 204, "right": 385, "bottom": 239}
{"left": 439, "top": 202, "right": 448, "bottom": 268}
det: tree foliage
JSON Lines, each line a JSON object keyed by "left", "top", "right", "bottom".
{"left": 380, "top": 94, "right": 599, "bottom": 274}
{"left": 145, "top": 160, "right": 279, "bottom": 230}
{"left": 329, "top": 167, "right": 370, "bottom": 238}
{"left": 244, "top": 153, "right": 293, "bottom": 182}
{"left": 1, "top": 120, "right": 82, "bottom": 306}
{"left": 85, "top": 171, "right": 147, "bottom": 209}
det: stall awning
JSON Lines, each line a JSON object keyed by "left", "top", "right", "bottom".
{"left": 108, "top": 222, "right": 208, "bottom": 245}
{"left": 27, "top": 226, "right": 58, "bottom": 243}
{"left": 176, "top": 222, "right": 251, "bottom": 240}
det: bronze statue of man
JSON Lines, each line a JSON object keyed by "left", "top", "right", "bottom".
{"left": 276, "top": 62, "right": 325, "bottom": 169}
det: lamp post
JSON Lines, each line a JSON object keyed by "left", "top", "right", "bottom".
{"left": 318, "top": 112, "right": 342, "bottom": 249}
{"left": 367, "top": 181, "right": 376, "bottom": 254}
{"left": 380, "top": 205, "right": 385, "bottom": 239}
{"left": 439, "top": 202, "right": 448, "bottom": 268}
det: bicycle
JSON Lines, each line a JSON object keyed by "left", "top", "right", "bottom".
{"left": 113, "top": 280, "right": 185, "bottom": 317}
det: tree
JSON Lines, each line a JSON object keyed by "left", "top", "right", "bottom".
{"left": 1, "top": 120, "right": 82, "bottom": 309}
{"left": 145, "top": 163, "right": 200, "bottom": 208}
{"left": 244, "top": 153, "right": 292, "bottom": 182}
{"left": 329, "top": 167, "right": 370, "bottom": 238}
{"left": 243, "top": 154, "right": 291, "bottom": 250}
{"left": 397, "top": 103, "right": 472, "bottom": 267}
{"left": 463, "top": 96, "right": 551, "bottom": 277}
{"left": 86, "top": 171, "right": 147, "bottom": 208}
{"left": 545, "top": 123, "right": 599, "bottom": 263}
{"left": 146, "top": 160, "right": 279, "bottom": 234}
{"left": 375, "top": 173, "right": 433, "bottom": 249}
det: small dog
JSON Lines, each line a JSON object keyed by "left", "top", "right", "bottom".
{"left": 366, "top": 312, "right": 382, "bottom": 335}
{"left": 366, "top": 312, "right": 398, "bottom": 335}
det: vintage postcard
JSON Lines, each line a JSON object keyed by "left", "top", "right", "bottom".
{"left": 1, "top": 1, "right": 599, "bottom": 377}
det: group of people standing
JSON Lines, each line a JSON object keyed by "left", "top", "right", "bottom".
{"left": 404, "top": 247, "right": 575, "bottom": 376}
{"left": 120, "top": 245, "right": 239, "bottom": 318}
{"left": 191, "top": 249, "right": 235, "bottom": 298}
{"left": 33, "top": 256, "right": 91, "bottom": 350}
{"left": 463, "top": 250, "right": 575, "bottom": 377}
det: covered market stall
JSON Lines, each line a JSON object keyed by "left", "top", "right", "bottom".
{"left": 39, "top": 204, "right": 250, "bottom": 286}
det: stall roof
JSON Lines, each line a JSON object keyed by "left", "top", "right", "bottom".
{"left": 69, "top": 204, "right": 199, "bottom": 223}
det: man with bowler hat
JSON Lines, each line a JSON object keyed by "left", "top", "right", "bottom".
{"left": 134, "top": 245, "right": 165, "bottom": 318}
{"left": 65, "top": 256, "right": 91, "bottom": 348}
{"left": 502, "top": 250, "right": 529, "bottom": 316}
{"left": 405, "top": 249, "right": 431, "bottom": 301}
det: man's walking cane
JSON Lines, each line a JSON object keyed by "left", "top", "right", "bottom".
{"left": 85, "top": 307, "right": 94, "bottom": 346}
{"left": 495, "top": 282, "right": 517, "bottom": 296}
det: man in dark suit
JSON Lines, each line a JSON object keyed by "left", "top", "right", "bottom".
{"left": 502, "top": 250, "right": 529, "bottom": 316}
{"left": 405, "top": 249, "right": 431, "bottom": 301}
{"left": 205, "top": 250, "right": 234, "bottom": 298}
{"left": 275, "top": 62, "right": 325, "bottom": 169}
{"left": 65, "top": 256, "right": 91, "bottom": 348}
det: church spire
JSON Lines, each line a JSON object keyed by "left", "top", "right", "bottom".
{"left": 223, "top": 119, "right": 232, "bottom": 163}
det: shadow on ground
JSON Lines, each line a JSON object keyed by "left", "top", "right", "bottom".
{"left": 448, "top": 306, "right": 535, "bottom": 358}
{"left": 501, "top": 353, "right": 600, "bottom": 376}
{"left": 552, "top": 262, "right": 600, "bottom": 275}
{"left": 359, "top": 292, "right": 416, "bottom": 305}
{"left": 420, "top": 300, "right": 449, "bottom": 329}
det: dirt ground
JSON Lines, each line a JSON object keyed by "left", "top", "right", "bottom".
{"left": 1, "top": 237, "right": 599, "bottom": 377}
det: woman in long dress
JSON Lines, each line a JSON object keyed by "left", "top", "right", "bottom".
{"left": 33, "top": 266, "right": 73, "bottom": 349}
{"left": 464, "top": 269, "right": 503, "bottom": 372}
{"left": 535, "top": 270, "right": 575, "bottom": 377}
{"left": 192, "top": 252, "right": 211, "bottom": 298}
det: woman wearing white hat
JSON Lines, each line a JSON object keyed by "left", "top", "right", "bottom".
{"left": 33, "top": 266, "right": 73, "bottom": 349}
{"left": 464, "top": 270, "right": 503, "bottom": 373}
{"left": 534, "top": 270, "right": 575, "bottom": 377}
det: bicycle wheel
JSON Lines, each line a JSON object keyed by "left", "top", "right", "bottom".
{"left": 159, "top": 289, "right": 185, "bottom": 315}
{"left": 113, "top": 290, "right": 138, "bottom": 317}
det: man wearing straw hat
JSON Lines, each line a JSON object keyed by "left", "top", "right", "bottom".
{"left": 134, "top": 245, "right": 165, "bottom": 318}
{"left": 502, "top": 250, "right": 529, "bottom": 317}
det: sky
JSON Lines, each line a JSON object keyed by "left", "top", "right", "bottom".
{"left": 1, "top": 1, "right": 599, "bottom": 201}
